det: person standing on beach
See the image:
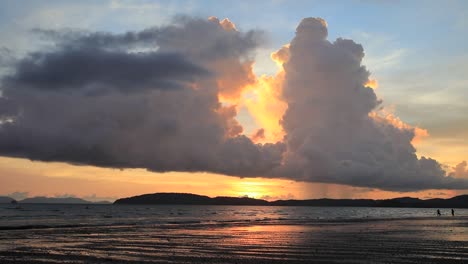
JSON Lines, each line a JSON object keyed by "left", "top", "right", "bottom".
{"left": 452, "top": 209, "right": 455, "bottom": 216}
{"left": 437, "top": 209, "right": 441, "bottom": 216}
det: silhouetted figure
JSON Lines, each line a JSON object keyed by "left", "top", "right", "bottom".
{"left": 437, "top": 209, "right": 441, "bottom": 216}
{"left": 452, "top": 209, "right": 455, "bottom": 216}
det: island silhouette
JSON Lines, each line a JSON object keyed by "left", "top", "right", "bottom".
{"left": 114, "top": 192, "right": 468, "bottom": 208}
{"left": 2, "top": 193, "right": 466, "bottom": 208}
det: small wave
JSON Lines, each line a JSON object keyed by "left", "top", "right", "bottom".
{"left": 0, "top": 224, "right": 87, "bottom": 230}
{"left": 167, "top": 220, "right": 201, "bottom": 225}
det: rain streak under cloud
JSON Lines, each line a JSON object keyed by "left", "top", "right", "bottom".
{"left": 0, "top": 16, "right": 467, "bottom": 192}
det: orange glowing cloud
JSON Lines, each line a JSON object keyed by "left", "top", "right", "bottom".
{"left": 215, "top": 42, "right": 288, "bottom": 143}
{"left": 208, "top": 16, "right": 237, "bottom": 32}
{"left": 219, "top": 18, "right": 237, "bottom": 31}
{"left": 369, "top": 110, "right": 429, "bottom": 145}
{"left": 203, "top": 20, "right": 289, "bottom": 144}
{"left": 450, "top": 161, "right": 468, "bottom": 178}
{"left": 243, "top": 45, "right": 290, "bottom": 143}
{"left": 244, "top": 72, "right": 287, "bottom": 143}
{"left": 250, "top": 128, "right": 266, "bottom": 142}
{"left": 271, "top": 44, "right": 290, "bottom": 66}
{"left": 216, "top": 60, "right": 256, "bottom": 104}
{"left": 411, "top": 127, "right": 429, "bottom": 144}
{"left": 365, "top": 78, "right": 378, "bottom": 89}
{"left": 206, "top": 17, "right": 256, "bottom": 105}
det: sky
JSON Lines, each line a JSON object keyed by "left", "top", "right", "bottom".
{"left": 0, "top": 0, "right": 467, "bottom": 202}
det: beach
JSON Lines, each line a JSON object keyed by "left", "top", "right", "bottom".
{"left": 1, "top": 216, "right": 467, "bottom": 263}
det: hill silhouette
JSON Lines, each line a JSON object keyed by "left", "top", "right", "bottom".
{"left": 114, "top": 193, "right": 268, "bottom": 206}
{"left": 114, "top": 193, "right": 468, "bottom": 208}
{"left": 0, "top": 196, "right": 16, "bottom": 203}
{"left": 18, "top": 197, "right": 111, "bottom": 204}
{"left": 19, "top": 197, "right": 91, "bottom": 204}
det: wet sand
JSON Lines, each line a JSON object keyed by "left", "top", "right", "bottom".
{"left": 0, "top": 217, "right": 467, "bottom": 263}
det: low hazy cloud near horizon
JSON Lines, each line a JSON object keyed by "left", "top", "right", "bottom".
{"left": 0, "top": 16, "right": 467, "bottom": 192}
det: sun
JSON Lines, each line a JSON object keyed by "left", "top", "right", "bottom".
{"left": 233, "top": 180, "right": 271, "bottom": 199}
{"left": 239, "top": 191, "right": 262, "bottom": 199}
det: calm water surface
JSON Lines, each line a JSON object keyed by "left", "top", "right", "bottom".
{"left": 1, "top": 204, "right": 466, "bottom": 228}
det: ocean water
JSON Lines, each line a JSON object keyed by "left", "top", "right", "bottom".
{"left": 1, "top": 204, "right": 468, "bottom": 263}
{"left": 1, "top": 203, "right": 466, "bottom": 229}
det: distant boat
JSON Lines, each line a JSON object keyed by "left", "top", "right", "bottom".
{"left": 10, "top": 200, "right": 17, "bottom": 204}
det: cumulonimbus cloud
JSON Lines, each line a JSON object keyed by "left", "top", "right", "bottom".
{"left": 0, "top": 16, "right": 467, "bottom": 192}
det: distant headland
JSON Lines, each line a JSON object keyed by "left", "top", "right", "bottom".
{"left": 114, "top": 193, "right": 468, "bottom": 208}
{"left": 0, "top": 196, "right": 111, "bottom": 204}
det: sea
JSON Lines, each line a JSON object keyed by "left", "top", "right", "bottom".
{"left": 1, "top": 203, "right": 466, "bottom": 229}
{"left": 1, "top": 204, "right": 468, "bottom": 263}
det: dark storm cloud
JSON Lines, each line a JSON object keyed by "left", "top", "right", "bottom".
{"left": 4, "top": 49, "right": 208, "bottom": 93}
{"left": 0, "top": 16, "right": 283, "bottom": 177}
{"left": 33, "top": 16, "right": 264, "bottom": 60}
{"left": 32, "top": 16, "right": 262, "bottom": 98}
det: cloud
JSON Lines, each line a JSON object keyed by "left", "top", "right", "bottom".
{"left": 276, "top": 17, "right": 468, "bottom": 191}
{"left": 0, "top": 16, "right": 467, "bottom": 192}
{"left": 32, "top": 16, "right": 264, "bottom": 60}
{"left": 251, "top": 128, "right": 266, "bottom": 143}
{"left": 0, "top": 47, "right": 14, "bottom": 67}
{"left": 208, "top": 17, "right": 237, "bottom": 32}
{"left": 244, "top": 44, "right": 288, "bottom": 143}
{"left": 83, "top": 193, "right": 118, "bottom": 202}
{"left": 244, "top": 69, "right": 287, "bottom": 143}
{"left": 0, "top": 47, "right": 16, "bottom": 76}
{"left": 6, "top": 191, "right": 29, "bottom": 200}
{"left": 0, "top": 16, "right": 284, "bottom": 177}
{"left": 54, "top": 193, "right": 77, "bottom": 198}
{"left": 110, "top": 0, "right": 161, "bottom": 10}
{"left": 450, "top": 161, "right": 468, "bottom": 178}
{"left": 4, "top": 49, "right": 208, "bottom": 94}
